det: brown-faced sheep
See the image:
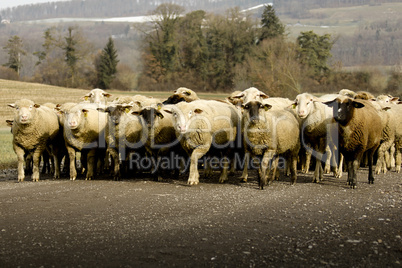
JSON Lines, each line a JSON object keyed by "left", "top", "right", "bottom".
{"left": 8, "top": 99, "right": 61, "bottom": 182}
{"left": 323, "top": 96, "right": 383, "bottom": 188}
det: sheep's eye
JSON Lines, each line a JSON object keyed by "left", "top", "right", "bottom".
{"left": 245, "top": 105, "right": 249, "bottom": 109}
{"left": 29, "top": 105, "right": 33, "bottom": 110}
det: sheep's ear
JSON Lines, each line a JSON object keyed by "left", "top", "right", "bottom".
{"left": 82, "top": 109, "right": 89, "bottom": 117}
{"left": 260, "top": 93, "right": 269, "bottom": 99}
{"left": 8, "top": 104, "right": 16, "bottom": 108}
{"left": 263, "top": 104, "right": 272, "bottom": 111}
{"left": 322, "top": 100, "right": 337, "bottom": 108}
{"left": 103, "top": 93, "right": 112, "bottom": 98}
{"left": 382, "top": 107, "right": 391, "bottom": 111}
{"left": 291, "top": 102, "right": 297, "bottom": 109}
{"left": 157, "top": 111, "right": 164, "bottom": 119}
{"left": 97, "top": 108, "right": 106, "bottom": 112}
{"left": 194, "top": 108, "right": 203, "bottom": 114}
{"left": 185, "top": 91, "right": 191, "bottom": 96}
{"left": 131, "top": 111, "right": 140, "bottom": 116}
{"left": 391, "top": 97, "right": 400, "bottom": 102}
{"left": 232, "top": 93, "right": 244, "bottom": 99}
{"left": 156, "top": 103, "right": 163, "bottom": 110}
{"left": 352, "top": 101, "right": 365, "bottom": 109}
{"left": 6, "top": 120, "right": 13, "bottom": 127}
{"left": 34, "top": 104, "right": 40, "bottom": 108}
{"left": 163, "top": 109, "right": 173, "bottom": 114}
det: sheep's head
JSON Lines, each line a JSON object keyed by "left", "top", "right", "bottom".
{"left": 8, "top": 99, "right": 40, "bottom": 125}
{"left": 64, "top": 108, "right": 90, "bottom": 130}
{"left": 242, "top": 100, "right": 272, "bottom": 122}
{"left": 100, "top": 103, "right": 133, "bottom": 125}
{"left": 292, "top": 93, "right": 318, "bottom": 119}
{"left": 82, "top": 88, "right": 111, "bottom": 104}
{"left": 231, "top": 87, "right": 269, "bottom": 105}
{"left": 165, "top": 104, "right": 205, "bottom": 134}
{"left": 323, "top": 97, "right": 365, "bottom": 125}
{"left": 163, "top": 87, "right": 199, "bottom": 104}
{"left": 133, "top": 104, "right": 164, "bottom": 128}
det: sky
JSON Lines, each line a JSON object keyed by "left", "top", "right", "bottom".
{"left": 0, "top": 0, "right": 70, "bottom": 10}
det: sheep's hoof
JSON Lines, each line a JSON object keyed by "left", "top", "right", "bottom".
{"left": 187, "top": 180, "right": 199, "bottom": 186}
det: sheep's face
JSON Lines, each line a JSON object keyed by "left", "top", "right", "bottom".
{"left": 169, "top": 106, "right": 205, "bottom": 134}
{"left": 65, "top": 109, "right": 88, "bottom": 130}
{"left": 9, "top": 100, "right": 39, "bottom": 125}
{"left": 164, "top": 88, "right": 197, "bottom": 104}
{"left": 242, "top": 101, "right": 271, "bottom": 122}
{"left": 103, "top": 105, "right": 132, "bottom": 125}
{"left": 138, "top": 107, "right": 164, "bottom": 129}
{"left": 324, "top": 98, "right": 365, "bottom": 125}
{"left": 232, "top": 87, "right": 269, "bottom": 106}
{"left": 293, "top": 94, "right": 314, "bottom": 119}
{"left": 83, "top": 89, "right": 111, "bottom": 105}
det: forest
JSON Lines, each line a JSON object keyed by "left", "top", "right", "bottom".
{"left": 0, "top": 1, "right": 401, "bottom": 97}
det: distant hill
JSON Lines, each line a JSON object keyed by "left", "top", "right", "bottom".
{"left": 1, "top": 0, "right": 400, "bottom": 22}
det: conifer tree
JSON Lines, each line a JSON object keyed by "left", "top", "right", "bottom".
{"left": 96, "top": 37, "right": 119, "bottom": 89}
{"left": 3, "top": 35, "right": 26, "bottom": 77}
{"left": 259, "top": 5, "right": 285, "bottom": 42}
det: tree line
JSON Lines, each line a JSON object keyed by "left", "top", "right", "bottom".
{"left": 1, "top": 4, "right": 401, "bottom": 98}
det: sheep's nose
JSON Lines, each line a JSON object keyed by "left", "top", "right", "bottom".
{"left": 177, "top": 125, "right": 186, "bottom": 133}
{"left": 21, "top": 115, "right": 28, "bottom": 120}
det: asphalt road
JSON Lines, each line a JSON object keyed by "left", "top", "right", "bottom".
{"left": 0, "top": 169, "right": 401, "bottom": 267}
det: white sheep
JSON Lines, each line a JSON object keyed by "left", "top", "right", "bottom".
{"left": 166, "top": 100, "right": 241, "bottom": 185}
{"left": 8, "top": 99, "right": 61, "bottom": 182}
{"left": 60, "top": 103, "right": 108, "bottom": 180}
{"left": 234, "top": 88, "right": 300, "bottom": 189}
{"left": 82, "top": 88, "right": 112, "bottom": 105}
{"left": 323, "top": 96, "right": 383, "bottom": 188}
{"left": 293, "top": 93, "right": 341, "bottom": 182}
{"left": 376, "top": 95, "right": 402, "bottom": 173}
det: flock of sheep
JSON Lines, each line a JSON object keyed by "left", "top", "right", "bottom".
{"left": 7, "top": 86, "right": 402, "bottom": 189}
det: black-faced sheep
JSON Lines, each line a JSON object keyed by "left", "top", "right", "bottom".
{"left": 163, "top": 87, "right": 200, "bottom": 105}
{"left": 234, "top": 88, "right": 300, "bottom": 189}
{"left": 323, "top": 96, "right": 383, "bottom": 188}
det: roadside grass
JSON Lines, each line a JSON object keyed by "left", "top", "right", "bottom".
{"left": 0, "top": 128, "right": 16, "bottom": 170}
{"left": 0, "top": 79, "right": 230, "bottom": 168}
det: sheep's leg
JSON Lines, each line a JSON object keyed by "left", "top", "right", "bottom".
{"left": 259, "top": 150, "right": 273, "bottom": 190}
{"left": 335, "top": 154, "right": 344, "bottom": 178}
{"left": 346, "top": 160, "right": 353, "bottom": 186}
{"left": 86, "top": 149, "right": 97, "bottom": 180}
{"left": 67, "top": 145, "right": 77, "bottom": 180}
{"left": 240, "top": 152, "right": 250, "bottom": 182}
{"left": 188, "top": 148, "right": 209, "bottom": 185}
{"left": 313, "top": 160, "right": 323, "bottom": 183}
{"left": 324, "top": 145, "right": 332, "bottom": 174}
{"left": 268, "top": 156, "right": 279, "bottom": 185}
{"left": 14, "top": 145, "right": 25, "bottom": 182}
{"left": 389, "top": 144, "right": 395, "bottom": 169}
{"left": 395, "top": 145, "right": 401, "bottom": 173}
{"left": 204, "top": 158, "right": 213, "bottom": 178}
{"left": 350, "top": 159, "right": 360, "bottom": 189}
{"left": 368, "top": 151, "right": 375, "bottom": 185}
{"left": 289, "top": 155, "right": 298, "bottom": 185}
{"left": 218, "top": 156, "right": 230, "bottom": 183}
{"left": 32, "top": 147, "right": 45, "bottom": 182}
{"left": 302, "top": 149, "right": 312, "bottom": 174}
{"left": 108, "top": 148, "right": 120, "bottom": 181}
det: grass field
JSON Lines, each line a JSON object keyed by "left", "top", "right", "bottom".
{"left": 283, "top": 2, "right": 402, "bottom": 39}
{"left": 0, "top": 79, "right": 230, "bottom": 168}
